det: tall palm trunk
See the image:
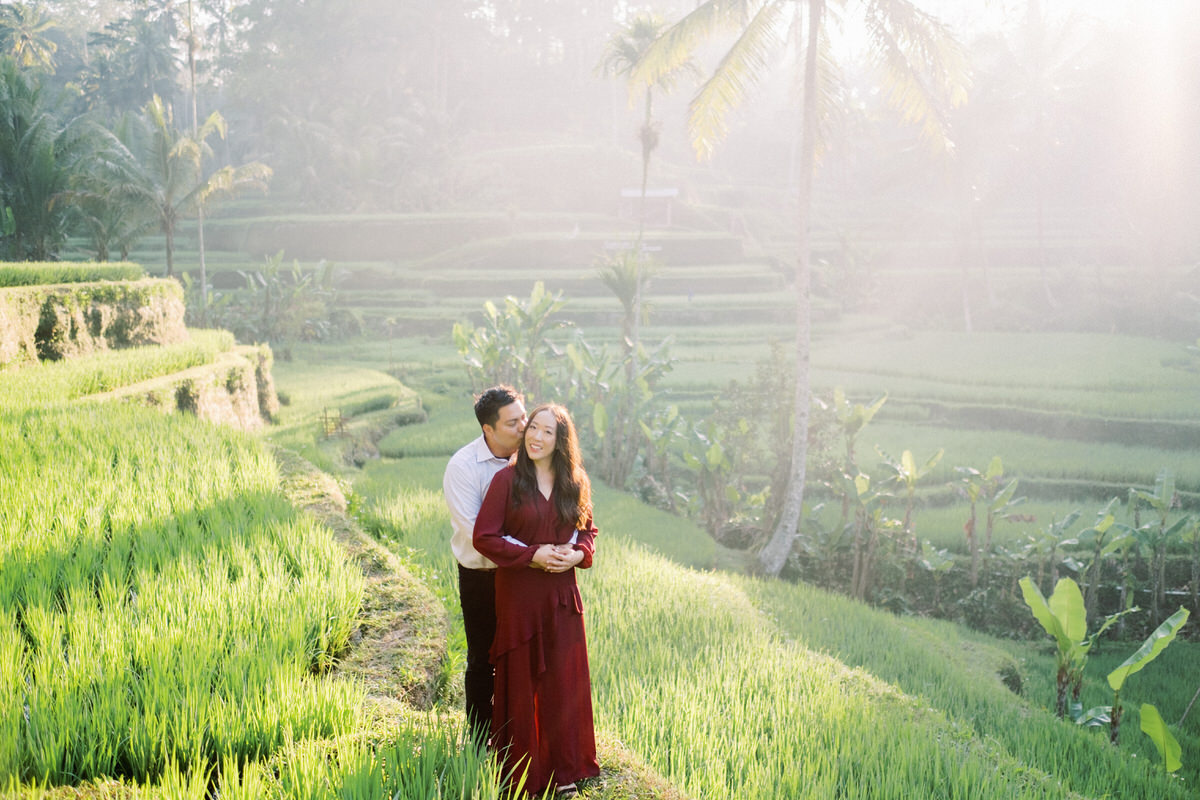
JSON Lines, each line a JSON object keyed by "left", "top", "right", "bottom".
{"left": 187, "top": 0, "right": 207, "bottom": 319}
{"left": 758, "top": 0, "right": 820, "bottom": 576}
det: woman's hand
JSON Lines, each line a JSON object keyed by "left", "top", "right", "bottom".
{"left": 531, "top": 543, "right": 584, "bottom": 573}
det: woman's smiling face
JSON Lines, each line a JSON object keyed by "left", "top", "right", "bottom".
{"left": 523, "top": 409, "right": 558, "bottom": 465}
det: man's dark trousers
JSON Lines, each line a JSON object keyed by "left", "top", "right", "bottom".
{"left": 459, "top": 564, "right": 497, "bottom": 744}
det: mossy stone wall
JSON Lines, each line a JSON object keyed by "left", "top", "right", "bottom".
{"left": 0, "top": 279, "right": 187, "bottom": 368}
{"left": 85, "top": 345, "right": 279, "bottom": 432}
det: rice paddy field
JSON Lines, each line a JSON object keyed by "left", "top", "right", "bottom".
{"left": 0, "top": 402, "right": 365, "bottom": 791}
{"left": 321, "top": 359, "right": 1198, "bottom": 800}
{"left": 13, "top": 208, "right": 1194, "bottom": 797}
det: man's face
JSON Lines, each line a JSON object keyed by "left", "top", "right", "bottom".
{"left": 483, "top": 401, "right": 527, "bottom": 458}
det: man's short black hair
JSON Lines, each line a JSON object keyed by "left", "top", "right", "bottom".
{"left": 474, "top": 385, "right": 523, "bottom": 428}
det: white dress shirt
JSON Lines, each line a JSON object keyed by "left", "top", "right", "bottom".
{"left": 443, "top": 435, "right": 512, "bottom": 570}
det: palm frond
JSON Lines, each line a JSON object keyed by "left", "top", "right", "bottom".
{"left": 198, "top": 162, "right": 272, "bottom": 205}
{"left": 687, "top": 1, "right": 785, "bottom": 160}
{"left": 633, "top": 1, "right": 758, "bottom": 93}
{"left": 813, "top": 24, "right": 847, "bottom": 164}
{"left": 862, "top": 0, "right": 970, "bottom": 154}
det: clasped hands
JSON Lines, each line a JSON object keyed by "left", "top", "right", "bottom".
{"left": 531, "top": 543, "right": 583, "bottom": 573}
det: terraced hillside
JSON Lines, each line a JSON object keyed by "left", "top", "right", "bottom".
{"left": 183, "top": 207, "right": 1200, "bottom": 504}
{"left": 0, "top": 263, "right": 686, "bottom": 799}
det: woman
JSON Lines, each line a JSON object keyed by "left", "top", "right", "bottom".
{"left": 473, "top": 403, "right": 600, "bottom": 796}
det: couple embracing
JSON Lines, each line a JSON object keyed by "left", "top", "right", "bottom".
{"left": 442, "top": 386, "right": 600, "bottom": 796}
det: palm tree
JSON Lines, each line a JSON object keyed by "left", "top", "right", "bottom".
{"left": 597, "top": 14, "right": 692, "bottom": 404}
{"left": 988, "top": 0, "right": 1093, "bottom": 309}
{"left": 0, "top": 3, "right": 58, "bottom": 72}
{"left": 599, "top": 13, "right": 695, "bottom": 243}
{"left": 65, "top": 114, "right": 156, "bottom": 262}
{"left": 87, "top": 10, "right": 180, "bottom": 114}
{"left": 0, "top": 58, "right": 91, "bottom": 260}
{"left": 637, "top": 0, "right": 968, "bottom": 575}
{"left": 112, "top": 95, "right": 270, "bottom": 277}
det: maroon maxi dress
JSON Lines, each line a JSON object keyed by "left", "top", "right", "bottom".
{"left": 473, "top": 465, "right": 600, "bottom": 794}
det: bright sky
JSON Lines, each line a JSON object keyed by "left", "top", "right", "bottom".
{"left": 922, "top": 0, "right": 1165, "bottom": 31}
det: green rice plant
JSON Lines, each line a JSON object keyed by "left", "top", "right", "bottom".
{"left": 745, "top": 576, "right": 1198, "bottom": 798}
{"left": 269, "top": 362, "right": 416, "bottom": 422}
{"left": 213, "top": 754, "right": 274, "bottom": 800}
{"left": 0, "top": 402, "right": 365, "bottom": 788}
{"left": 866, "top": 421, "right": 1200, "bottom": 497}
{"left": 815, "top": 331, "right": 1197, "bottom": 395}
{"left": 355, "top": 472, "right": 462, "bottom": 626}
{"left": 352, "top": 439, "right": 1187, "bottom": 798}
{"left": 0, "top": 261, "right": 144, "bottom": 286}
{"left": 0, "top": 329, "right": 234, "bottom": 410}
{"left": 377, "top": 415, "right": 477, "bottom": 459}
{"left": 211, "top": 715, "right": 518, "bottom": 800}
{"left": 587, "top": 541, "right": 1082, "bottom": 799}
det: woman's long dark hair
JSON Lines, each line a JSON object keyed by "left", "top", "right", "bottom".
{"left": 512, "top": 403, "right": 591, "bottom": 529}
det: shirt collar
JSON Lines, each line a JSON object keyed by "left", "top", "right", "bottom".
{"left": 473, "top": 435, "right": 511, "bottom": 464}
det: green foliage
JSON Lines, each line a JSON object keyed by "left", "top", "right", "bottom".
{"left": 198, "top": 252, "right": 357, "bottom": 346}
{"left": 1107, "top": 608, "right": 1190, "bottom": 694}
{"left": 562, "top": 329, "right": 675, "bottom": 489}
{"left": 674, "top": 342, "right": 794, "bottom": 544}
{"left": 452, "top": 280, "right": 569, "bottom": 404}
{"left": 750, "top": 575, "right": 1199, "bottom": 799}
{"left": 1102, "top": 607, "right": 1191, "bottom": 747}
{"left": 98, "top": 95, "right": 271, "bottom": 276}
{"left": 1019, "top": 576, "right": 1132, "bottom": 720}
{"left": 354, "top": 432, "right": 1192, "bottom": 798}
{"left": 0, "top": 58, "right": 91, "bottom": 260}
{"left": 1130, "top": 471, "right": 1193, "bottom": 626}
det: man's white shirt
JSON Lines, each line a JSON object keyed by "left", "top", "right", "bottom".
{"left": 443, "top": 435, "right": 511, "bottom": 570}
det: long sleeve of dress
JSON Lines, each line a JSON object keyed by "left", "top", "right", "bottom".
{"left": 473, "top": 467, "right": 536, "bottom": 568}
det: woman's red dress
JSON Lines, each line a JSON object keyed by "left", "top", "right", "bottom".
{"left": 473, "top": 465, "right": 600, "bottom": 794}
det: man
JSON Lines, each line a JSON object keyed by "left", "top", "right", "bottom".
{"left": 443, "top": 385, "right": 526, "bottom": 744}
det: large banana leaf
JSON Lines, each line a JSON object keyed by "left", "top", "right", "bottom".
{"left": 1107, "top": 608, "right": 1190, "bottom": 691}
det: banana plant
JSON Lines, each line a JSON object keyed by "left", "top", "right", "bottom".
{"left": 452, "top": 281, "right": 570, "bottom": 403}
{"left": 1130, "top": 470, "right": 1184, "bottom": 626}
{"left": 680, "top": 419, "right": 736, "bottom": 537}
{"left": 982, "top": 462, "right": 1025, "bottom": 567}
{"left": 561, "top": 327, "right": 676, "bottom": 489}
{"left": 1020, "top": 511, "right": 1082, "bottom": 598}
{"left": 846, "top": 472, "right": 900, "bottom": 601}
{"left": 1019, "top": 576, "right": 1132, "bottom": 719}
{"left": 823, "top": 388, "right": 887, "bottom": 534}
{"left": 876, "top": 445, "right": 944, "bottom": 556}
{"left": 1091, "top": 606, "right": 1191, "bottom": 746}
{"left": 1074, "top": 498, "right": 1135, "bottom": 622}
{"left": 637, "top": 404, "right": 686, "bottom": 512}
{"left": 794, "top": 501, "right": 854, "bottom": 591}
{"left": 957, "top": 457, "right": 1024, "bottom": 587}
{"left": 1186, "top": 515, "right": 1200, "bottom": 622}
{"left": 918, "top": 539, "right": 955, "bottom": 611}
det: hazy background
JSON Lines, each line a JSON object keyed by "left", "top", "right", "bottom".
{"left": 8, "top": 0, "right": 1200, "bottom": 335}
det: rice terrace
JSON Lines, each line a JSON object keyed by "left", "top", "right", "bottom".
{"left": 1, "top": 1, "right": 1199, "bottom": 798}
